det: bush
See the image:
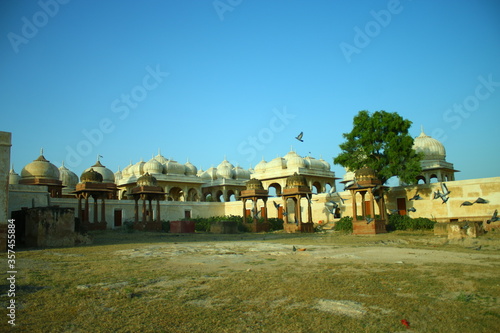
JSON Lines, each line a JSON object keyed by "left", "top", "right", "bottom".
{"left": 162, "top": 220, "right": 170, "bottom": 232}
{"left": 268, "top": 218, "right": 284, "bottom": 231}
{"left": 387, "top": 214, "right": 435, "bottom": 231}
{"left": 334, "top": 216, "right": 353, "bottom": 232}
{"left": 123, "top": 220, "right": 135, "bottom": 233}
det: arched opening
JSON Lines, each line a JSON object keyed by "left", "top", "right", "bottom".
{"left": 312, "top": 181, "right": 321, "bottom": 194}
{"left": 416, "top": 176, "right": 426, "bottom": 184}
{"left": 429, "top": 174, "right": 438, "bottom": 184}
{"left": 186, "top": 188, "right": 199, "bottom": 201}
{"left": 121, "top": 191, "right": 127, "bottom": 200}
{"left": 268, "top": 183, "right": 281, "bottom": 197}
{"left": 169, "top": 187, "right": 184, "bottom": 201}
{"left": 227, "top": 189, "right": 237, "bottom": 202}
{"left": 215, "top": 190, "right": 224, "bottom": 202}
{"left": 204, "top": 193, "right": 214, "bottom": 202}
{"left": 325, "top": 183, "right": 333, "bottom": 194}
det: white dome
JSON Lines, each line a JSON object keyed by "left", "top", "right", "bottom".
{"left": 9, "top": 166, "right": 20, "bottom": 185}
{"left": 154, "top": 151, "right": 169, "bottom": 164}
{"left": 59, "top": 162, "right": 79, "bottom": 188}
{"left": 132, "top": 159, "right": 145, "bottom": 177}
{"left": 21, "top": 154, "right": 60, "bottom": 181}
{"left": 85, "top": 160, "right": 115, "bottom": 183}
{"left": 114, "top": 168, "right": 123, "bottom": 181}
{"left": 304, "top": 156, "right": 325, "bottom": 170}
{"left": 413, "top": 129, "right": 446, "bottom": 161}
{"left": 201, "top": 167, "right": 217, "bottom": 180}
{"left": 144, "top": 157, "right": 164, "bottom": 175}
{"left": 266, "top": 157, "right": 286, "bottom": 170}
{"left": 284, "top": 151, "right": 305, "bottom": 168}
{"left": 122, "top": 162, "right": 133, "bottom": 178}
{"left": 165, "top": 160, "right": 185, "bottom": 175}
{"left": 254, "top": 159, "right": 267, "bottom": 173}
{"left": 319, "top": 157, "right": 330, "bottom": 171}
{"left": 234, "top": 166, "right": 251, "bottom": 179}
{"left": 184, "top": 160, "right": 198, "bottom": 176}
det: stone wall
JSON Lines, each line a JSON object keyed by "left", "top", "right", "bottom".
{"left": 0, "top": 132, "right": 12, "bottom": 251}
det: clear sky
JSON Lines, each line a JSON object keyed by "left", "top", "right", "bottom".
{"left": 1, "top": 0, "right": 499, "bottom": 184}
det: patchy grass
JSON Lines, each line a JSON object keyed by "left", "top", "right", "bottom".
{"left": 2, "top": 230, "right": 500, "bottom": 332}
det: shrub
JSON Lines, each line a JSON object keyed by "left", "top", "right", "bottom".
{"left": 161, "top": 220, "right": 170, "bottom": 233}
{"left": 267, "top": 218, "right": 284, "bottom": 231}
{"left": 387, "top": 214, "right": 435, "bottom": 231}
{"left": 334, "top": 216, "right": 353, "bottom": 232}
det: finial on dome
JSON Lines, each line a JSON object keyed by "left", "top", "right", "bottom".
{"left": 420, "top": 125, "right": 425, "bottom": 134}
{"left": 40, "top": 148, "right": 44, "bottom": 156}
{"left": 97, "top": 154, "right": 103, "bottom": 162}
{"left": 158, "top": 148, "right": 161, "bottom": 156}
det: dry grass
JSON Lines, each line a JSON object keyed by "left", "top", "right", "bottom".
{"left": 2, "top": 230, "right": 500, "bottom": 332}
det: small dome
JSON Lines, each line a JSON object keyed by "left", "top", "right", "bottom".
{"left": 59, "top": 162, "right": 78, "bottom": 188}
{"left": 9, "top": 166, "right": 20, "bottom": 185}
{"left": 114, "top": 168, "right": 122, "bottom": 181}
{"left": 132, "top": 159, "right": 145, "bottom": 177}
{"left": 246, "top": 178, "right": 264, "bottom": 190}
{"left": 217, "top": 159, "right": 235, "bottom": 179}
{"left": 184, "top": 160, "right": 198, "bottom": 176}
{"left": 285, "top": 172, "right": 308, "bottom": 188}
{"left": 136, "top": 172, "right": 157, "bottom": 187}
{"left": 144, "top": 157, "right": 164, "bottom": 175}
{"left": 319, "top": 157, "right": 330, "bottom": 171}
{"left": 154, "top": 150, "right": 169, "bottom": 164}
{"left": 21, "top": 153, "right": 60, "bottom": 181}
{"left": 165, "top": 159, "right": 185, "bottom": 175}
{"left": 267, "top": 156, "right": 286, "bottom": 170}
{"left": 201, "top": 167, "right": 217, "bottom": 180}
{"left": 85, "top": 160, "right": 115, "bottom": 183}
{"left": 234, "top": 166, "right": 251, "bottom": 180}
{"left": 304, "top": 156, "right": 324, "bottom": 170}
{"left": 122, "top": 162, "right": 133, "bottom": 178}
{"left": 285, "top": 151, "right": 305, "bottom": 168}
{"left": 80, "top": 168, "right": 103, "bottom": 183}
{"left": 413, "top": 129, "right": 446, "bottom": 161}
{"left": 254, "top": 159, "right": 267, "bottom": 173}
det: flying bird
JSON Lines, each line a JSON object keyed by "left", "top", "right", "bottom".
{"left": 433, "top": 190, "right": 442, "bottom": 200}
{"left": 487, "top": 209, "right": 498, "bottom": 224}
{"left": 407, "top": 207, "right": 416, "bottom": 212}
{"left": 474, "top": 197, "right": 488, "bottom": 204}
{"left": 389, "top": 209, "right": 399, "bottom": 215}
{"left": 325, "top": 201, "right": 338, "bottom": 214}
{"left": 295, "top": 132, "right": 304, "bottom": 142}
{"left": 306, "top": 193, "right": 313, "bottom": 205}
{"left": 440, "top": 195, "right": 449, "bottom": 204}
{"left": 441, "top": 183, "right": 451, "bottom": 196}
{"left": 460, "top": 201, "right": 474, "bottom": 207}
{"left": 409, "top": 192, "right": 422, "bottom": 201}
{"left": 366, "top": 217, "right": 374, "bottom": 224}
{"left": 273, "top": 201, "right": 281, "bottom": 210}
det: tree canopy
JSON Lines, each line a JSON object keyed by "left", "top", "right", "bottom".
{"left": 334, "top": 110, "right": 422, "bottom": 185}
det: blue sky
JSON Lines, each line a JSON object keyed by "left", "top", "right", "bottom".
{"left": 1, "top": 0, "right": 499, "bottom": 184}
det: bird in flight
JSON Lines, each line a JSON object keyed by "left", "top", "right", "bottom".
{"left": 441, "top": 183, "right": 451, "bottom": 196}
{"left": 366, "top": 217, "right": 374, "bottom": 224}
{"left": 474, "top": 197, "right": 488, "bottom": 204}
{"left": 295, "top": 132, "right": 304, "bottom": 142}
{"left": 409, "top": 192, "right": 422, "bottom": 201}
{"left": 325, "top": 201, "right": 338, "bottom": 215}
{"left": 273, "top": 201, "right": 280, "bottom": 210}
{"left": 407, "top": 207, "right": 416, "bottom": 212}
{"left": 460, "top": 201, "right": 474, "bottom": 207}
{"left": 487, "top": 209, "right": 498, "bottom": 224}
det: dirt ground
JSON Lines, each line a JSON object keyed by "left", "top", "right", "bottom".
{"left": 3, "top": 230, "right": 500, "bottom": 332}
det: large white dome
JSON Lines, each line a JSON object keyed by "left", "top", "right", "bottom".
{"left": 21, "top": 153, "right": 60, "bottom": 181}
{"left": 85, "top": 160, "right": 115, "bottom": 183}
{"left": 413, "top": 129, "right": 446, "bottom": 161}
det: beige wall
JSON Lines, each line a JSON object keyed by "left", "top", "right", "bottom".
{"left": 7, "top": 177, "right": 500, "bottom": 229}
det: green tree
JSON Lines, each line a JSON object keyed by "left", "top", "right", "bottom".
{"left": 334, "top": 110, "right": 422, "bottom": 185}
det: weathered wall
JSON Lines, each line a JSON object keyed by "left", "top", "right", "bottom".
{"left": 7, "top": 177, "right": 500, "bottom": 230}
{"left": 0, "top": 132, "right": 12, "bottom": 251}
